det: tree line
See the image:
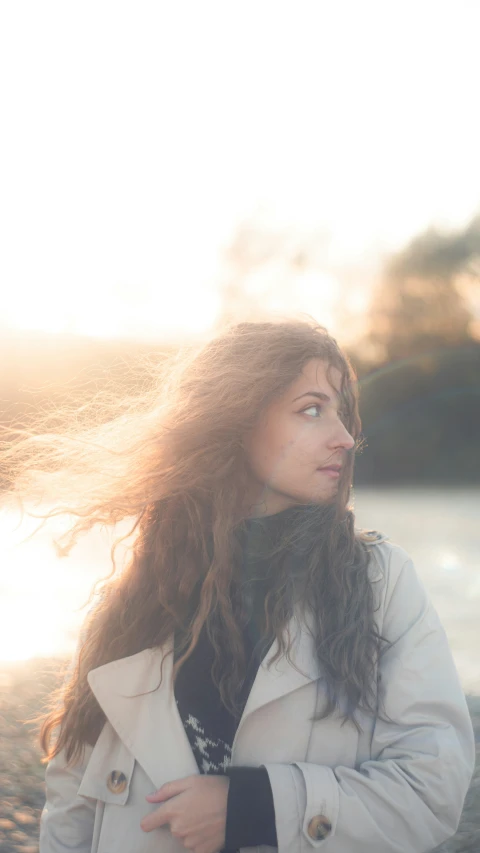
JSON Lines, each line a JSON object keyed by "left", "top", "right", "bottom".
{"left": 2, "top": 213, "right": 479, "bottom": 485}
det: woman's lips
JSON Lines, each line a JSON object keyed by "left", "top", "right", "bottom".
{"left": 317, "top": 467, "right": 341, "bottom": 478}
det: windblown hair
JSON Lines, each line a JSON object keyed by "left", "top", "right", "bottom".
{"left": 2, "top": 317, "right": 390, "bottom": 767}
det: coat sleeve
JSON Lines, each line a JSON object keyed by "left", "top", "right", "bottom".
{"left": 39, "top": 742, "right": 96, "bottom": 853}
{"left": 263, "top": 546, "right": 476, "bottom": 853}
{"left": 39, "top": 601, "right": 102, "bottom": 852}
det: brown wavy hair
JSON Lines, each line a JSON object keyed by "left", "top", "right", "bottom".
{"left": 2, "top": 317, "right": 389, "bottom": 767}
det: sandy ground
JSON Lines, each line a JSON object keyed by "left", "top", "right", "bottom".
{"left": 0, "top": 658, "right": 479, "bottom": 853}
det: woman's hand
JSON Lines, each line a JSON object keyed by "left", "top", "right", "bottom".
{"left": 141, "top": 774, "right": 230, "bottom": 853}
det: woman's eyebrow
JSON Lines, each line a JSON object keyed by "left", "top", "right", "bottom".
{"left": 292, "top": 391, "right": 333, "bottom": 403}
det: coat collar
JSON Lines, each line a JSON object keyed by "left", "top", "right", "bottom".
{"left": 87, "top": 605, "right": 322, "bottom": 787}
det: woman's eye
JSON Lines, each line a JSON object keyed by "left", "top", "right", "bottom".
{"left": 303, "top": 405, "right": 323, "bottom": 418}
{"left": 302, "top": 405, "right": 349, "bottom": 422}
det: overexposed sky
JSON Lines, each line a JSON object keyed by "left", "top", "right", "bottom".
{"left": 1, "top": 0, "right": 479, "bottom": 341}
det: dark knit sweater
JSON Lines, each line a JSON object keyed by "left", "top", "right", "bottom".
{"left": 173, "top": 507, "right": 302, "bottom": 850}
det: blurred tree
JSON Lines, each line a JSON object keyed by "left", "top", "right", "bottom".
{"left": 213, "top": 214, "right": 332, "bottom": 329}
{"left": 214, "top": 218, "right": 285, "bottom": 326}
{"left": 352, "top": 343, "right": 480, "bottom": 485}
{"left": 366, "top": 214, "right": 480, "bottom": 363}
{"left": 349, "top": 215, "right": 480, "bottom": 485}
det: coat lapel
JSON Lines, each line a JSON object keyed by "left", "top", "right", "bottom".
{"left": 87, "top": 606, "right": 321, "bottom": 788}
{"left": 234, "top": 604, "right": 321, "bottom": 724}
{"left": 87, "top": 639, "right": 199, "bottom": 790}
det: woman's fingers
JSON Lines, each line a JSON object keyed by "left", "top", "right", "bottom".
{"left": 141, "top": 802, "right": 169, "bottom": 832}
{"left": 145, "top": 775, "right": 194, "bottom": 803}
{"left": 142, "top": 777, "right": 198, "bottom": 832}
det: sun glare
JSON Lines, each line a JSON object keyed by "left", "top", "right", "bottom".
{"left": 0, "top": 508, "right": 134, "bottom": 662}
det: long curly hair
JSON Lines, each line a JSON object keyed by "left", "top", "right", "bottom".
{"left": 2, "top": 317, "right": 389, "bottom": 767}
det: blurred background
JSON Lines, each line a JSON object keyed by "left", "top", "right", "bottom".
{"left": 0, "top": 5, "right": 479, "bottom": 849}
{"left": 1, "top": 2, "right": 479, "bottom": 682}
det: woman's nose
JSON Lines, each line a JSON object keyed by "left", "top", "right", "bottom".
{"left": 328, "top": 421, "right": 355, "bottom": 451}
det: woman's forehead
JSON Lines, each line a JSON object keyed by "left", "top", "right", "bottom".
{"left": 293, "top": 359, "right": 343, "bottom": 396}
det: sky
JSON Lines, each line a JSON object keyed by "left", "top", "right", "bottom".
{"left": 1, "top": 0, "right": 480, "bottom": 342}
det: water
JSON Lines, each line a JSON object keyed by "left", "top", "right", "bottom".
{"left": 0, "top": 508, "right": 133, "bottom": 663}
{"left": 0, "top": 487, "right": 479, "bottom": 692}
{"left": 353, "top": 486, "right": 480, "bottom": 694}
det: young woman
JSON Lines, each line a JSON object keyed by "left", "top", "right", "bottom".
{"left": 7, "top": 319, "right": 474, "bottom": 853}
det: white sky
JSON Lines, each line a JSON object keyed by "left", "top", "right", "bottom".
{"left": 1, "top": 0, "right": 479, "bottom": 341}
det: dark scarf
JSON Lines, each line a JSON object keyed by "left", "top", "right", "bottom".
{"left": 172, "top": 504, "right": 312, "bottom": 772}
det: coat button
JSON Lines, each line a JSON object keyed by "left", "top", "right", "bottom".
{"left": 107, "top": 770, "right": 128, "bottom": 794}
{"left": 307, "top": 814, "right": 332, "bottom": 840}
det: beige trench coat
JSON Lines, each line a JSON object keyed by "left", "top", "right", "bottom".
{"left": 39, "top": 539, "right": 475, "bottom": 853}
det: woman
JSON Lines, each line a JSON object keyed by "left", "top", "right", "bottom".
{"left": 7, "top": 319, "right": 474, "bottom": 852}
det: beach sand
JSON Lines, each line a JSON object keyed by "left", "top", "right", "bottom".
{"left": 1, "top": 658, "right": 479, "bottom": 853}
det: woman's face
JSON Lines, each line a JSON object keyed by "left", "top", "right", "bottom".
{"left": 243, "top": 358, "right": 356, "bottom": 517}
